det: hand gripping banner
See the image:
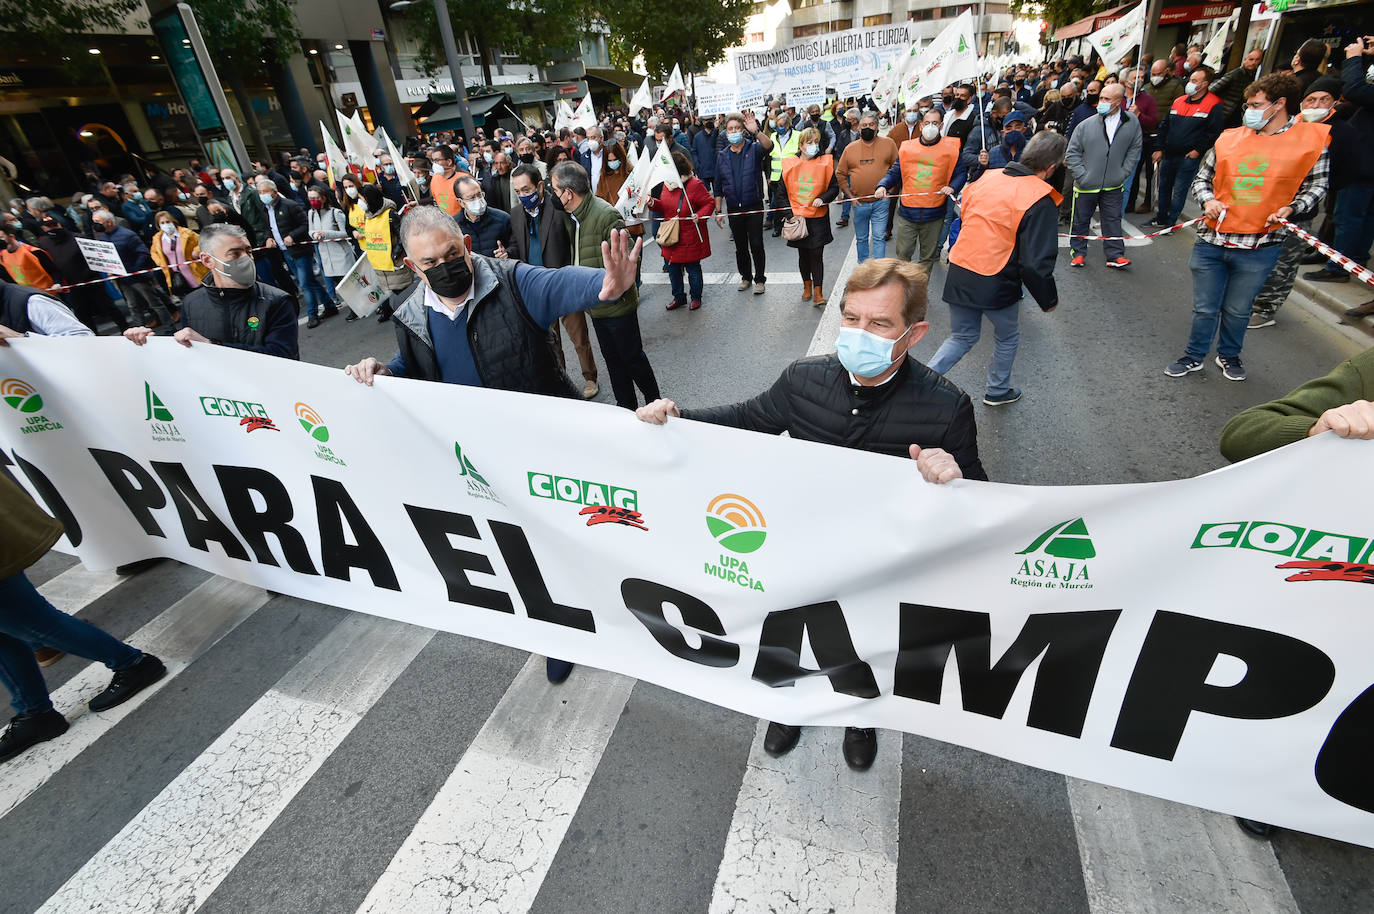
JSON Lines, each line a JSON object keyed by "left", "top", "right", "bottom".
{"left": 1, "top": 337, "right": 1372, "bottom": 847}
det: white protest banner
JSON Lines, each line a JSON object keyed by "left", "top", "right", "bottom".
{"left": 554, "top": 99, "right": 575, "bottom": 132}
{"left": 628, "top": 77, "right": 653, "bottom": 114}
{"left": 695, "top": 83, "right": 739, "bottom": 118}
{"left": 379, "top": 129, "right": 419, "bottom": 202}
{"left": 333, "top": 253, "right": 391, "bottom": 319}
{"left": 734, "top": 23, "right": 912, "bottom": 104}
{"left": 2, "top": 336, "right": 1374, "bottom": 849}
{"left": 904, "top": 10, "right": 979, "bottom": 101}
{"left": 1203, "top": 22, "right": 1230, "bottom": 67}
{"left": 337, "top": 109, "right": 376, "bottom": 182}
{"left": 660, "top": 63, "right": 685, "bottom": 102}
{"left": 319, "top": 121, "right": 349, "bottom": 190}
{"left": 616, "top": 141, "right": 656, "bottom": 217}
{"left": 75, "top": 238, "right": 126, "bottom": 276}
{"left": 571, "top": 94, "right": 598, "bottom": 131}
{"left": 1088, "top": 2, "right": 1147, "bottom": 70}
{"left": 786, "top": 81, "right": 826, "bottom": 109}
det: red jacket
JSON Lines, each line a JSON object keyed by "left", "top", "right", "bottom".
{"left": 647, "top": 176, "right": 715, "bottom": 263}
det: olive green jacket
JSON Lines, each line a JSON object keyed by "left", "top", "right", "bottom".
{"left": 1, "top": 471, "right": 63, "bottom": 579}
{"left": 1220, "top": 347, "right": 1374, "bottom": 463}
{"left": 569, "top": 193, "right": 638, "bottom": 319}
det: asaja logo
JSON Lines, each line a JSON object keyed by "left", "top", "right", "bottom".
{"left": 706, "top": 493, "right": 767, "bottom": 554}
{"left": 296, "top": 402, "right": 345, "bottom": 466}
{"left": 144, "top": 382, "right": 184, "bottom": 443}
{"left": 1011, "top": 518, "right": 1095, "bottom": 590}
{"left": 1191, "top": 520, "right": 1374, "bottom": 585}
{"left": 704, "top": 494, "right": 767, "bottom": 593}
{"left": 455, "top": 442, "right": 501, "bottom": 504}
{"left": 2, "top": 378, "right": 42, "bottom": 413}
{"left": 295, "top": 403, "right": 329, "bottom": 442}
{"left": 2, "top": 378, "right": 62, "bottom": 435}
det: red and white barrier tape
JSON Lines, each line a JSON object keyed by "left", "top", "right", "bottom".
{"left": 1277, "top": 219, "right": 1374, "bottom": 288}
{"left": 49, "top": 241, "right": 319, "bottom": 294}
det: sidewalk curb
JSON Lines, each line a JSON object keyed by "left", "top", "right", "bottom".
{"left": 1291, "top": 277, "right": 1374, "bottom": 340}
{"left": 806, "top": 240, "right": 858, "bottom": 357}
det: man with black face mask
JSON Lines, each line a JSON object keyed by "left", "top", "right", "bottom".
{"left": 344, "top": 204, "right": 641, "bottom": 685}
{"left": 122, "top": 223, "right": 300, "bottom": 359}
{"left": 34, "top": 215, "right": 129, "bottom": 332}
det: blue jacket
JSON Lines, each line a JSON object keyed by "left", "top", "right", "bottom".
{"left": 877, "top": 151, "right": 968, "bottom": 223}
{"left": 121, "top": 199, "right": 154, "bottom": 237}
{"left": 714, "top": 140, "right": 767, "bottom": 209}
{"left": 99, "top": 225, "right": 154, "bottom": 276}
{"left": 457, "top": 206, "right": 514, "bottom": 257}
{"left": 691, "top": 128, "right": 718, "bottom": 178}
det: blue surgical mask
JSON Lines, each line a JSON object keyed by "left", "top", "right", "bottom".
{"left": 607, "top": 159, "right": 622, "bottom": 171}
{"left": 383, "top": 164, "right": 395, "bottom": 175}
{"left": 519, "top": 190, "right": 540, "bottom": 212}
{"left": 805, "top": 144, "right": 819, "bottom": 157}
{"left": 1243, "top": 102, "right": 1276, "bottom": 131}
{"left": 727, "top": 131, "right": 744, "bottom": 145}
{"left": 258, "top": 192, "right": 275, "bottom": 205}
{"left": 1096, "top": 102, "right": 1111, "bottom": 116}
{"left": 835, "top": 324, "right": 913, "bottom": 378}
{"left": 905, "top": 111, "right": 920, "bottom": 124}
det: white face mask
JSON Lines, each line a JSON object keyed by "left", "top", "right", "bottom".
{"left": 464, "top": 198, "right": 487, "bottom": 218}
{"left": 345, "top": 186, "right": 359, "bottom": 199}
{"left": 160, "top": 222, "right": 177, "bottom": 236}
{"left": 587, "top": 139, "right": 600, "bottom": 153}
{"left": 1299, "top": 107, "right": 1330, "bottom": 122}
{"left": 921, "top": 123, "right": 941, "bottom": 142}
{"left": 1150, "top": 75, "right": 1164, "bottom": 86}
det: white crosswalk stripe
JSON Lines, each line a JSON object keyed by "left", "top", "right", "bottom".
{"left": 0, "top": 577, "right": 268, "bottom": 820}
{"left": 36, "top": 565, "right": 123, "bottom": 616}
{"left": 37, "top": 615, "right": 430, "bottom": 914}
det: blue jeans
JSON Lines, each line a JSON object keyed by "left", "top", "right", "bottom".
{"left": 840, "top": 198, "right": 852, "bottom": 221}
{"left": 928, "top": 302, "right": 1021, "bottom": 397}
{"left": 0, "top": 572, "right": 142, "bottom": 715}
{"left": 1186, "top": 240, "right": 1284, "bottom": 360}
{"left": 937, "top": 205, "right": 957, "bottom": 252}
{"left": 1156, "top": 154, "right": 1201, "bottom": 225}
{"left": 667, "top": 261, "right": 704, "bottom": 303}
{"left": 852, "top": 200, "right": 889, "bottom": 262}
{"left": 289, "top": 253, "right": 332, "bottom": 318}
{"left": 314, "top": 249, "right": 338, "bottom": 299}
{"left": 1324, "top": 180, "right": 1374, "bottom": 274}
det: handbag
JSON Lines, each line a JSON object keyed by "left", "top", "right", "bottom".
{"left": 168, "top": 270, "right": 191, "bottom": 296}
{"left": 781, "top": 216, "right": 808, "bottom": 241}
{"left": 656, "top": 192, "right": 683, "bottom": 247}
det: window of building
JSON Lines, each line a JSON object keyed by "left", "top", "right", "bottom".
{"left": 793, "top": 23, "right": 823, "bottom": 37}
{"left": 832, "top": 18, "right": 852, "bottom": 29}
{"left": 751, "top": 1, "right": 770, "bottom": 14}
{"left": 748, "top": 31, "right": 765, "bottom": 43}
{"left": 938, "top": 4, "right": 975, "bottom": 17}
{"left": 792, "top": 0, "right": 826, "bottom": 9}
{"left": 862, "top": 13, "right": 892, "bottom": 25}
{"left": 909, "top": 8, "right": 934, "bottom": 20}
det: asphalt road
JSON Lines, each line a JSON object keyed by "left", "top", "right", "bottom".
{"left": 3, "top": 206, "right": 1371, "bottom": 914}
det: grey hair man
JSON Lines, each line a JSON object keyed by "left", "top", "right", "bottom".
{"left": 90, "top": 208, "right": 177, "bottom": 328}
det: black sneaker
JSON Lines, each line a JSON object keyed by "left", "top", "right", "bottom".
{"left": 344, "top": 309, "right": 360, "bottom": 322}
{"left": 983, "top": 388, "right": 1022, "bottom": 407}
{"left": 115, "top": 557, "right": 162, "bottom": 576}
{"left": 1303, "top": 269, "right": 1348, "bottom": 283}
{"left": 306, "top": 316, "right": 321, "bottom": 329}
{"left": 321, "top": 305, "right": 340, "bottom": 319}
{"left": 1164, "top": 355, "right": 1203, "bottom": 377}
{"left": 88, "top": 654, "right": 166, "bottom": 712}
{"left": 763, "top": 721, "right": 801, "bottom": 757}
{"left": 0, "top": 709, "right": 68, "bottom": 763}
{"left": 545, "top": 657, "right": 573, "bottom": 684}
{"left": 1215, "top": 354, "right": 1247, "bottom": 381}
{"left": 842, "top": 726, "right": 877, "bottom": 771}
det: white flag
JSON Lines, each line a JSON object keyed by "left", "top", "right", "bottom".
{"left": 660, "top": 63, "right": 685, "bottom": 102}
{"left": 335, "top": 252, "right": 392, "bottom": 319}
{"left": 645, "top": 141, "right": 683, "bottom": 192}
{"left": 571, "top": 94, "right": 598, "bottom": 131}
{"left": 337, "top": 109, "right": 377, "bottom": 182}
{"left": 904, "top": 11, "right": 980, "bottom": 102}
{"left": 380, "top": 129, "right": 418, "bottom": 203}
{"left": 628, "top": 77, "right": 653, "bottom": 114}
{"left": 1203, "top": 23, "right": 1229, "bottom": 67}
{"left": 319, "top": 121, "right": 349, "bottom": 190}
{"left": 617, "top": 142, "right": 656, "bottom": 217}
{"left": 1087, "top": 2, "right": 1147, "bottom": 70}
{"left": 554, "top": 99, "right": 575, "bottom": 132}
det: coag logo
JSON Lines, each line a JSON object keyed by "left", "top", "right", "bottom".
{"left": 1011, "top": 517, "right": 1095, "bottom": 590}
{"left": 706, "top": 494, "right": 767, "bottom": 554}
{"left": 1191, "top": 520, "right": 1374, "bottom": 585}
{"left": 2, "top": 378, "right": 42, "bottom": 413}
{"left": 200, "top": 395, "right": 277, "bottom": 432}
{"left": 527, "top": 472, "right": 646, "bottom": 530}
{"left": 145, "top": 383, "right": 173, "bottom": 421}
{"left": 295, "top": 403, "right": 329, "bottom": 442}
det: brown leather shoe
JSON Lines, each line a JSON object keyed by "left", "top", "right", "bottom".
{"left": 801, "top": 280, "right": 812, "bottom": 300}
{"left": 34, "top": 648, "right": 64, "bottom": 667}
{"left": 1345, "top": 299, "right": 1374, "bottom": 318}
{"left": 1134, "top": 203, "right": 1152, "bottom": 214}
{"left": 812, "top": 286, "right": 827, "bottom": 307}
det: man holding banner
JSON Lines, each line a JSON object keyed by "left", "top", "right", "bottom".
{"left": 874, "top": 110, "right": 964, "bottom": 276}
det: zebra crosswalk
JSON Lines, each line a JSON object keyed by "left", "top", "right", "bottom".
{"left": 3, "top": 555, "right": 1368, "bottom": 914}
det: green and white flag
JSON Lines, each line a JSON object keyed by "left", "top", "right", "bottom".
{"left": 660, "top": 63, "right": 684, "bottom": 102}
{"left": 628, "top": 77, "right": 653, "bottom": 115}
{"left": 903, "top": 11, "right": 979, "bottom": 102}
{"left": 1088, "top": 2, "right": 1147, "bottom": 70}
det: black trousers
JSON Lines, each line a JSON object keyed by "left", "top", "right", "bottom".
{"left": 64, "top": 284, "right": 128, "bottom": 332}
{"left": 591, "top": 312, "right": 660, "bottom": 410}
{"left": 729, "top": 210, "right": 766, "bottom": 283}
{"left": 1130, "top": 133, "right": 1157, "bottom": 210}
{"left": 797, "top": 245, "right": 825, "bottom": 288}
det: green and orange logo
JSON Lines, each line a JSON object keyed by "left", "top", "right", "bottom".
{"left": 295, "top": 402, "right": 329, "bottom": 442}
{"left": 706, "top": 493, "right": 767, "bottom": 554}
{"left": 2, "top": 378, "right": 43, "bottom": 413}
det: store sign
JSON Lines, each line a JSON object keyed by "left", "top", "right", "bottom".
{"left": 1158, "top": 2, "right": 1235, "bottom": 24}
{"left": 150, "top": 11, "right": 223, "bottom": 133}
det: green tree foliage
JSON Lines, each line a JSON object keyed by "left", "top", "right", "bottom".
{"left": 398, "top": 0, "right": 596, "bottom": 86}
{"left": 602, "top": 0, "right": 752, "bottom": 80}
{"left": 1010, "top": 0, "right": 1097, "bottom": 33}
{"left": 182, "top": 0, "right": 301, "bottom": 67}
{"left": 0, "top": 0, "right": 140, "bottom": 60}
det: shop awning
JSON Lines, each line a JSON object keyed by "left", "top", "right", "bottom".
{"left": 502, "top": 83, "right": 557, "bottom": 105}
{"left": 418, "top": 94, "right": 507, "bottom": 131}
{"left": 1051, "top": 3, "right": 1133, "bottom": 41}
{"left": 584, "top": 67, "right": 644, "bottom": 90}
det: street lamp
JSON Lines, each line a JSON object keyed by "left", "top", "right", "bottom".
{"left": 390, "top": 0, "right": 477, "bottom": 141}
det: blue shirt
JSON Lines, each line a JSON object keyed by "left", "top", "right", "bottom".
{"left": 385, "top": 263, "right": 603, "bottom": 386}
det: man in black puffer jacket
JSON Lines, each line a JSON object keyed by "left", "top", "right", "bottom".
{"left": 121, "top": 223, "right": 299, "bottom": 359}
{"left": 636, "top": 257, "right": 986, "bottom": 773}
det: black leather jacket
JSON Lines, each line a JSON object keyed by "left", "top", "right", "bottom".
{"left": 178, "top": 278, "right": 300, "bottom": 359}
{"left": 683, "top": 354, "right": 987, "bottom": 479}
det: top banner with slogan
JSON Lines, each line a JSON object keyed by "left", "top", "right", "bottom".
{"left": 733, "top": 23, "right": 913, "bottom": 103}
{"left": 1, "top": 336, "right": 1372, "bottom": 850}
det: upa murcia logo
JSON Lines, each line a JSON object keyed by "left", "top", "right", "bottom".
{"left": 1192, "top": 520, "right": 1374, "bottom": 585}
{"left": 2, "top": 378, "right": 62, "bottom": 435}
{"left": 200, "top": 395, "right": 278, "bottom": 433}
{"left": 1012, "top": 517, "right": 1095, "bottom": 590}
{"left": 456, "top": 442, "right": 502, "bottom": 504}
{"left": 295, "top": 402, "right": 345, "bottom": 466}
{"left": 527, "top": 472, "right": 646, "bottom": 530}
{"left": 704, "top": 494, "right": 766, "bottom": 592}
{"left": 144, "top": 382, "right": 185, "bottom": 443}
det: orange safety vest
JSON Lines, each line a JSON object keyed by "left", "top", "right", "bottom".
{"left": 0, "top": 244, "right": 54, "bottom": 289}
{"left": 949, "top": 168, "right": 1055, "bottom": 277}
{"left": 782, "top": 155, "right": 834, "bottom": 219}
{"left": 898, "top": 137, "right": 961, "bottom": 209}
{"left": 430, "top": 170, "right": 462, "bottom": 217}
{"left": 1206, "top": 122, "right": 1330, "bottom": 235}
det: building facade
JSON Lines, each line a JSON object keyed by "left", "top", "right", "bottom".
{"left": 739, "top": 0, "right": 1016, "bottom": 56}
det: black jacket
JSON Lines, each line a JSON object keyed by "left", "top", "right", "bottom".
{"left": 263, "top": 196, "right": 311, "bottom": 257}
{"left": 943, "top": 163, "right": 1059, "bottom": 313}
{"left": 1340, "top": 57, "right": 1374, "bottom": 186}
{"left": 508, "top": 196, "right": 573, "bottom": 268}
{"left": 33, "top": 228, "right": 97, "bottom": 283}
{"left": 177, "top": 278, "right": 300, "bottom": 359}
{"left": 682, "top": 354, "right": 987, "bottom": 480}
